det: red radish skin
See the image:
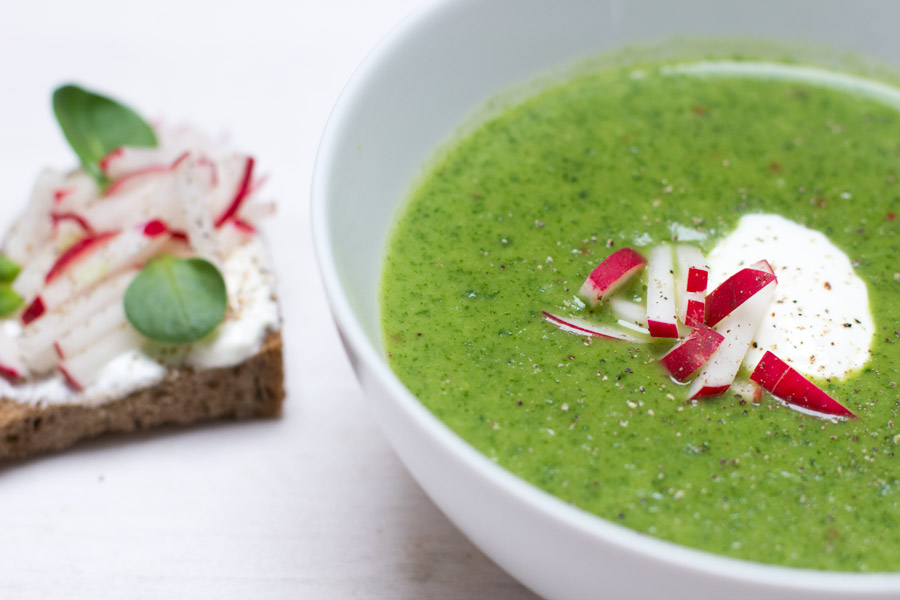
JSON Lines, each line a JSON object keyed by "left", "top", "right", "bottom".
{"left": 98, "top": 147, "right": 125, "bottom": 173}
{"left": 686, "top": 267, "right": 708, "bottom": 293}
{"left": 51, "top": 212, "right": 95, "bottom": 236}
{"left": 660, "top": 325, "right": 725, "bottom": 381}
{"left": 578, "top": 248, "right": 647, "bottom": 307}
{"left": 53, "top": 188, "right": 74, "bottom": 203}
{"left": 44, "top": 231, "right": 118, "bottom": 284}
{"left": 750, "top": 351, "right": 855, "bottom": 418}
{"left": 690, "top": 384, "right": 731, "bottom": 399}
{"left": 646, "top": 245, "right": 678, "bottom": 338}
{"left": 103, "top": 165, "right": 170, "bottom": 197}
{"left": 705, "top": 267, "right": 777, "bottom": 327}
{"left": 0, "top": 364, "right": 23, "bottom": 381}
{"left": 103, "top": 151, "right": 190, "bottom": 197}
{"left": 57, "top": 363, "right": 82, "bottom": 390}
{"left": 233, "top": 219, "right": 256, "bottom": 234}
{"left": 21, "top": 296, "right": 46, "bottom": 325}
{"left": 214, "top": 156, "right": 255, "bottom": 227}
{"left": 685, "top": 299, "right": 705, "bottom": 328}
{"left": 688, "top": 268, "right": 777, "bottom": 400}
{"left": 541, "top": 311, "right": 647, "bottom": 343}
{"left": 647, "top": 320, "right": 679, "bottom": 338}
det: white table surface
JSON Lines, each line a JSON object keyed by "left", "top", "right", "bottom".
{"left": 0, "top": 1, "right": 539, "bottom": 598}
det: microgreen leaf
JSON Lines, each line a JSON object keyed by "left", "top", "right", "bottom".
{"left": 124, "top": 255, "right": 227, "bottom": 344}
{"left": 0, "top": 255, "right": 21, "bottom": 284}
{"left": 52, "top": 84, "right": 157, "bottom": 185}
{"left": 0, "top": 286, "right": 23, "bottom": 318}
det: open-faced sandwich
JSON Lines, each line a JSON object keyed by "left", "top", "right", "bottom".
{"left": 0, "top": 85, "right": 284, "bottom": 459}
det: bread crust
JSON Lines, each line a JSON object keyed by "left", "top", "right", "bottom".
{"left": 0, "top": 329, "right": 284, "bottom": 460}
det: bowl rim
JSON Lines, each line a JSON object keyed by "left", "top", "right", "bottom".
{"left": 310, "top": 0, "right": 900, "bottom": 591}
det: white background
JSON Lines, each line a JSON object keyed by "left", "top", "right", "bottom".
{"left": 0, "top": 1, "right": 537, "bottom": 598}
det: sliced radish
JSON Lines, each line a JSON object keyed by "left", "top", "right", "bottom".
{"left": 55, "top": 299, "right": 128, "bottom": 360}
{"left": 609, "top": 297, "right": 647, "bottom": 328}
{"left": 542, "top": 311, "right": 648, "bottom": 343}
{"left": 674, "top": 245, "right": 708, "bottom": 327}
{"left": 237, "top": 200, "right": 275, "bottom": 227}
{"left": 81, "top": 170, "right": 177, "bottom": 232}
{"left": 646, "top": 245, "right": 678, "bottom": 338}
{"left": 215, "top": 220, "right": 254, "bottom": 258}
{"left": 214, "top": 156, "right": 255, "bottom": 227}
{"left": 34, "top": 222, "right": 171, "bottom": 319}
{"left": 51, "top": 212, "right": 96, "bottom": 236}
{"left": 53, "top": 171, "right": 99, "bottom": 213}
{"left": 44, "top": 231, "right": 118, "bottom": 284}
{"left": 13, "top": 244, "right": 59, "bottom": 303}
{"left": 704, "top": 265, "right": 777, "bottom": 327}
{"left": 660, "top": 325, "right": 724, "bottom": 382}
{"left": 731, "top": 378, "right": 763, "bottom": 403}
{"left": 578, "top": 247, "right": 646, "bottom": 307}
{"left": 750, "top": 351, "right": 855, "bottom": 418}
{"left": 174, "top": 157, "right": 218, "bottom": 262}
{"left": 685, "top": 300, "right": 705, "bottom": 329}
{"left": 104, "top": 163, "right": 172, "bottom": 198}
{"left": 100, "top": 146, "right": 183, "bottom": 179}
{"left": 82, "top": 152, "right": 192, "bottom": 233}
{"left": 4, "top": 169, "right": 64, "bottom": 264}
{"left": 688, "top": 272, "right": 777, "bottom": 399}
{"left": 0, "top": 328, "right": 26, "bottom": 381}
{"left": 58, "top": 323, "right": 143, "bottom": 390}
{"left": 19, "top": 270, "right": 135, "bottom": 373}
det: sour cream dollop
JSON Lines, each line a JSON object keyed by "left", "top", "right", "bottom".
{"left": 707, "top": 213, "right": 873, "bottom": 379}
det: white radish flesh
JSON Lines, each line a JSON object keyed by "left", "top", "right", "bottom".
{"left": 55, "top": 300, "right": 129, "bottom": 360}
{"left": 0, "top": 328, "right": 26, "bottom": 380}
{"left": 646, "top": 245, "right": 678, "bottom": 338}
{"left": 688, "top": 275, "right": 777, "bottom": 399}
{"left": 20, "top": 270, "right": 134, "bottom": 373}
{"left": 175, "top": 158, "right": 219, "bottom": 263}
{"left": 609, "top": 297, "right": 647, "bottom": 327}
{"left": 58, "top": 323, "right": 143, "bottom": 390}
{"left": 4, "top": 169, "right": 65, "bottom": 264}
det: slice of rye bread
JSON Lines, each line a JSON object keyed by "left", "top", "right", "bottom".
{"left": 0, "top": 329, "right": 284, "bottom": 460}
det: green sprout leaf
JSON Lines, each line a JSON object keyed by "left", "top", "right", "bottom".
{"left": 0, "top": 255, "right": 21, "bottom": 284}
{"left": 124, "top": 256, "right": 227, "bottom": 344}
{"left": 52, "top": 84, "right": 157, "bottom": 185}
{"left": 0, "top": 286, "right": 23, "bottom": 318}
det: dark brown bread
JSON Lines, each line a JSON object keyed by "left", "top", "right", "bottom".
{"left": 0, "top": 329, "right": 284, "bottom": 460}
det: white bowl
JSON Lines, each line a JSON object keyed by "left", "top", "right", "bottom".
{"left": 312, "top": 1, "right": 900, "bottom": 597}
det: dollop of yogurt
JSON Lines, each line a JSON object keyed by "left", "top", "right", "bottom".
{"left": 708, "top": 213, "right": 873, "bottom": 379}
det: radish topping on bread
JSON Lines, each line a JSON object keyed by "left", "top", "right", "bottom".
{"left": 750, "top": 351, "right": 855, "bottom": 418}
{"left": 57, "top": 323, "right": 144, "bottom": 390}
{"left": 578, "top": 247, "right": 646, "bottom": 306}
{"left": 660, "top": 325, "right": 724, "bottom": 382}
{"left": 0, "top": 328, "right": 26, "bottom": 381}
{"left": 646, "top": 245, "right": 679, "bottom": 338}
{"left": 19, "top": 269, "right": 135, "bottom": 373}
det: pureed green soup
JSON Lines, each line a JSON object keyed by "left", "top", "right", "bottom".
{"left": 380, "top": 60, "right": 900, "bottom": 571}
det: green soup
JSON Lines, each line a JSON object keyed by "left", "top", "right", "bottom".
{"left": 380, "top": 60, "right": 900, "bottom": 571}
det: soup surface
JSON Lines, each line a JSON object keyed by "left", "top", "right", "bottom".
{"left": 381, "top": 60, "right": 900, "bottom": 571}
